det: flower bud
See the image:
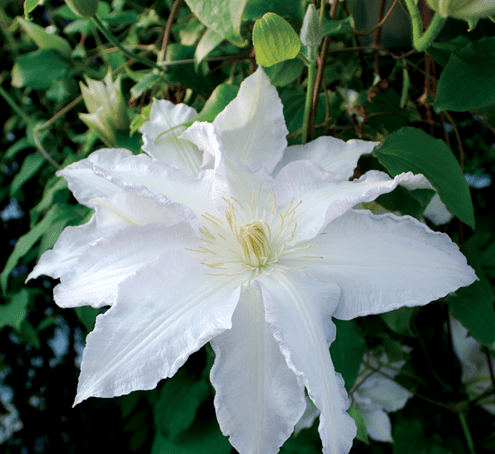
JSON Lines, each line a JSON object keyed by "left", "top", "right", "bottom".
{"left": 300, "top": 4, "right": 322, "bottom": 48}
{"left": 65, "top": 0, "right": 99, "bottom": 18}
{"left": 79, "top": 69, "right": 130, "bottom": 147}
{"left": 426, "top": 0, "right": 495, "bottom": 21}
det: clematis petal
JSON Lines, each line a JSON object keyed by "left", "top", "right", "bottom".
{"left": 140, "top": 99, "right": 203, "bottom": 175}
{"left": 54, "top": 221, "right": 197, "bottom": 308}
{"left": 303, "top": 209, "right": 477, "bottom": 320}
{"left": 182, "top": 121, "right": 274, "bottom": 211}
{"left": 89, "top": 154, "right": 218, "bottom": 227}
{"left": 74, "top": 250, "right": 242, "bottom": 405}
{"left": 359, "top": 408, "right": 393, "bottom": 443}
{"left": 27, "top": 215, "right": 102, "bottom": 281}
{"left": 258, "top": 271, "right": 357, "bottom": 454}
{"left": 92, "top": 190, "right": 183, "bottom": 233}
{"left": 180, "top": 120, "right": 225, "bottom": 164}
{"left": 210, "top": 287, "right": 305, "bottom": 454}
{"left": 274, "top": 136, "right": 379, "bottom": 179}
{"left": 212, "top": 67, "right": 288, "bottom": 174}
{"left": 274, "top": 161, "right": 430, "bottom": 241}
{"left": 450, "top": 315, "right": 483, "bottom": 381}
{"left": 58, "top": 148, "right": 132, "bottom": 207}
{"left": 295, "top": 395, "right": 320, "bottom": 434}
{"left": 356, "top": 372, "right": 411, "bottom": 413}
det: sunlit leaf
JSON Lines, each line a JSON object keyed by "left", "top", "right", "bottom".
{"left": 184, "top": 0, "right": 248, "bottom": 46}
{"left": 253, "top": 13, "right": 301, "bottom": 67}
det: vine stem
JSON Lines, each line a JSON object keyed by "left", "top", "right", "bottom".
{"left": 458, "top": 412, "right": 477, "bottom": 454}
{"left": 403, "top": 0, "right": 446, "bottom": 51}
{"left": 92, "top": 15, "right": 165, "bottom": 72}
{"left": 158, "top": 0, "right": 184, "bottom": 65}
{"left": 415, "top": 12, "right": 446, "bottom": 52}
{"left": 302, "top": 63, "right": 316, "bottom": 144}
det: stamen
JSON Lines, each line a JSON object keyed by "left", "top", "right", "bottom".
{"left": 202, "top": 213, "right": 224, "bottom": 226}
{"left": 295, "top": 242, "right": 317, "bottom": 251}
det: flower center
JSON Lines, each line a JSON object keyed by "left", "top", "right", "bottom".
{"left": 239, "top": 220, "right": 271, "bottom": 267}
{"left": 189, "top": 188, "right": 318, "bottom": 285}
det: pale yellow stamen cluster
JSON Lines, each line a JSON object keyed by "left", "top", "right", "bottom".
{"left": 189, "top": 189, "right": 317, "bottom": 284}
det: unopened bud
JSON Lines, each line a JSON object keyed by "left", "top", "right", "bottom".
{"left": 79, "top": 69, "right": 130, "bottom": 147}
{"left": 300, "top": 4, "right": 322, "bottom": 48}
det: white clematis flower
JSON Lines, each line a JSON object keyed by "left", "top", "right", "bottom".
{"left": 351, "top": 351, "right": 413, "bottom": 442}
{"left": 450, "top": 315, "right": 495, "bottom": 414}
{"left": 295, "top": 350, "right": 412, "bottom": 443}
{"left": 28, "top": 68, "right": 477, "bottom": 454}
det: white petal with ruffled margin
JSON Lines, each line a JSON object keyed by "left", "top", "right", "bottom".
{"left": 181, "top": 121, "right": 274, "bottom": 210}
{"left": 140, "top": 99, "right": 203, "bottom": 175}
{"left": 273, "top": 136, "right": 379, "bottom": 179}
{"left": 274, "top": 161, "right": 430, "bottom": 242}
{"left": 57, "top": 148, "right": 132, "bottom": 207}
{"left": 210, "top": 287, "right": 305, "bottom": 454}
{"left": 27, "top": 215, "right": 102, "bottom": 281}
{"left": 90, "top": 154, "right": 218, "bottom": 226}
{"left": 54, "top": 221, "right": 197, "bottom": 308}
{"left": 258, "top": 271, "right": 357, "bottom": 454}
{"left": 302, "top": 209, "right": 477, "bottom": 320}
{"left": 212, "top": 67, "right": 288, "bottom": 174}
{"left": 74, "top": 250, "right": 242, "bottom": 406}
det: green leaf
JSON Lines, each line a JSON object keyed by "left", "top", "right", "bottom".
{"left": 330, "top": 319, "right": 365, "bottom": 391}
{"left": 348, "top": 406, "right": 369, "bottom": 445}
{"left": 4, "top": 137, "right": 32, "bottom": 161}
{"left": 375, "top": 127, "right": 475, "bottom": 229}
{"left": 151, "top": 419, "right": 231, "bottom": 454}
{"left": 184, "top": 0, "right": 248, "bottom": 46}
{"left": 154, "top": 369, "right": 210, "bottom": 440}
{"left": 1, "top": 204, "right": 89, "bottom": 294}
{"left": 30, "top": 177, "right": 68, "bottom": 225}
{"left": 380, "top": 307, "right": 416, "bottom": 337}
{"left": 376, "top": 186, "right": 435, "bottom": 220}
{"left": 447, "top": 246, "right": 495, "bottom": 347}
{"left": 243, "top": 0, "right": 305, "bottom": 22}
{"left": 194, "top": 28, "right": 224, "bottom": 70}
{"left": 280, "top": 86, "right": 326, "bottom": 139}
{"left": 427, "top": 35, "right": 471, "bottom": 67}
{"left": 130, "top": 72, "right": 163, "bottom": 99}
{"left": 435, "top": 37, "right": 495, "bottom": 112}
{"left": 265, "top": 58, "right": 305, "bottom": 87}
{"left": 185, "top": 83, "right": 239, "bottom": 126}
{"left": 23, "top": 0, "right": 41, "bottom": 20}
{"left": 10, "top": 152, "right": 46, "bottom": 197}
{"left": 11, "top": 49, "right": 69, "bottom": 89}
{"left": 0, "top": 289, "right": 30, "bottom": 331}
{"left": 253, "top": 13, "right": 301, "bottom": 68}
{"left": 74, "top": 307, "right": 100, "bottom": 332}
{"left": 18, "top": 319, "right": 40, "bottom": 349}
{"left": 321, "top": 16, "right": 353, "bottom": 36}
{"left": 17, "top": 17, "right": 72, "bottom": 58}
{"left": 393, "top": 419, "right": 429, "bottom": 454}
{"left": 280, "top": 421, "right": 321, "bottom": 453}
{"left": 165, "top": 44, "right": 218, "bottom": 96}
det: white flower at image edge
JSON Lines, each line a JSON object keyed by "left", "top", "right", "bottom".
{"left": 27, "top": 68, "right": 477, "bottom": 454}
{"left": 351, "top": 351, "right": 413, "bottom": 442}
{"left": 450, "top": 315, "right": 495, "bottom": 414}
{"left": 295, "top": 350, "right": 413, "bottom": 443}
